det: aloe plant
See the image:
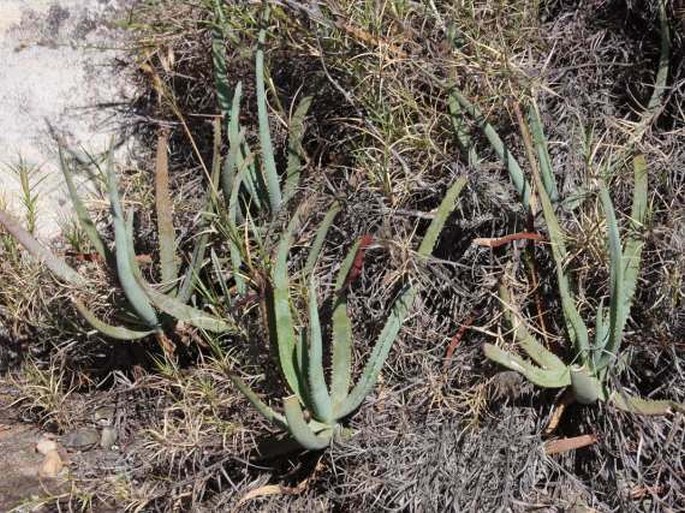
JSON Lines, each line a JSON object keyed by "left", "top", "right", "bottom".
{"left": 0, "top": 129, "right": 234, "bottom": 343}
{"left": 483, "top": 149, "right": 682, "bottom": 414}
{"left": 231, "top": 177, "right": 468, "bottom": 449}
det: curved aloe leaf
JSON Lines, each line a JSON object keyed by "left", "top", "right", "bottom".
{"left": 212, "top": 0, "right": 232, "bottom": 120}
{"left": 528, "top": 137, "right": 590, "bottom": 361}
{"left": 141, "top": 282, "right": 234, "bottom": 333}
{"left": 330, "top": 239, "right": 362, "bottom": 408}
{"left": 303, "top": 201, "right": 340, "bottom": 278}
{"left": 306, "top": 278, "right": 333, "bottom": 423}
{"left": 154, "top": 127, "right": 178, "bottom": 287}
{"left": 499, "top": 285, "right": 566, "bottom": 370}
{"left": 527, "top": 101, "right": 559, "bottom": 202}
{"left": 447, "top": 87, "right": 530, "bottom": 208}
{"left": 106, "top": 156, "right": 159, "bottom": 328}
{"left": 484, "top": 343, "right": 571, "bottom": 389}
{"left": 283, "top": 95, "right": 313, "bottom": 203}
{"left": 418, "top": 176, "right": 467, "bottom": 256}
{"left": 229, "top": 373, "right": 286, "bottom": 427}
{"left": 610, "top": 388, "right": 684, "bottom": 415}
{"left": 447, "top": 88, "right": 478, "bottom": 167}
{"left": 272, "top": 211, "right": 305, "bottom": 399}
{"left": 283, "top": 396, "right": 332, "bottom": 450}
{"left": 59, "top": 148, "right": 110, "bottom": 262}
{"left": 73, "top": 299, "right": 155, "bottom": 340}
{"left": 0, "top": 208, "right": 86, "bottom": 287}
{"left": 256, "top": 7, "right": 281, "bottom": 213}
{"left": 337, "top": 284, "right": 416, "bottom": 418}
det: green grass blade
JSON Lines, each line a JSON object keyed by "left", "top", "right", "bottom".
{"left": 283, "top": 95, "right": 313, "bottom": 203}
{"left": 106, "top": 156, "right": 159, "bottom": 328}
{"left": 272, "top": 211, "right": 305, "bottom": 399}
{"left": 0, "top": 208, "right": 85, "bottom": 287}
{"left": 59, "top": 147, "right": 110, "bottom": 262}
{"left": 306, "top": 278, "right": 333, "bottom": 423}
{"left": 256, "top": 7, "right": 282, "bottom": 213}
{"left": 448, "top": 87, "right": 531, "bottom": 208}
{"left": 338, "top": 283, "right": 416, "bottom": 419}
{"left": 283, "top": 396, "right": 332, "bottom": 450}
{"left": 418, "top": 176, "right": 467, "bottom": 256}
{"left": 229, "top": 374, "right": 287, "bottom": 427}
{"left": 303, "top": 202, "right": 341, "bottom": 277}
{"left": 499, "top": 284, "right": 566, "bottom": 370}
{"left": 154, "top": 128, "right": 178, "bottom": 287}
{"left": 483, "top": 343, "right": 571, "bottom": 388}
{"left": 73, "top": 299, "right": 155, "bottom": 340}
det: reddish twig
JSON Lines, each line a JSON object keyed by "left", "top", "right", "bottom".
{"left": 443, "top": 313, "right": 476, "bottom": 371}
{"left": 472, "top": 231, "right": 545, "bottom": 248}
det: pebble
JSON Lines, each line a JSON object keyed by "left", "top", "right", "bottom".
{"left": 61, "top": 428, "right": 100, "bottom": 451}
{"left": 100, "top": 426, "right": 118, "bottom": 450}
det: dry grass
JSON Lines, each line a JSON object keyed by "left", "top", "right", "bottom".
{"left": 0, "top": 0, "right": 683, "bottom": 511}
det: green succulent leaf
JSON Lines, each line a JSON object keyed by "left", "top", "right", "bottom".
{"left": 303, "top": 201, "right": 341, "bottom": 278}
{"left": 447, "top": 87, "right": 531, "bottom": 208}
{"left": 59, "top": 147, "right": 111, "bottom": 262}
{"left": 569, "top": 365, "right": 606, "bottom": 404}
{"left": 272, "top": 211, "right": 305, "bottom": 399}
{"left": 483, "top": 343, "right": 571, "bottom": 389}
{"left": 499, "top": 284, "right": 566, "bottom": 371}
{"left": 283, "top": 95, "right": 313, "bottom": 204}
{"left": 73, "top": 299, "right": 156, "bottom": 340}
{"left": 329, "top": 239, "right": 362, "bottom": 408}
{"left": 609, "top": 388, "right": 684, "bottom": 415}
{"left": 0, "top": 208, "right": 86, "bottom": 287}
{"left": 337, "top": 283, "right": 416, "bottom": 418}
{"left": 306, "top": 278, "right": 333, "bottom": 423}
{"left": 229, "top": 373, "right": 286, "bottom": 428}
{"left": 255, "top": 6, "right": 281, "bottom": 213}
{"left": 418, "top": 176, "right": 468, "bottom": 257}
{"left": 106, "top": 156, "right": 159, "bottom": 329}
{"left": 283, "top": 396, "right": 332, "bottom": 450}
{"left": 527, "top": 101, "right": 559, "bottom": 202}
{"left": 141, "top": 282, "right": 234, "bottom": 333}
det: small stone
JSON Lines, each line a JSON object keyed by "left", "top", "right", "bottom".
{"left": 35, "top": 437, "right": 58, "bottom": 455}
{"left": 93, "top": 405, "right": 115, "bottom": 426}
{"left": 100, "top": 426, "right": 118, "bottom": 450}
{"left": 61, "top": 428, "right": 100, "bottom": 451}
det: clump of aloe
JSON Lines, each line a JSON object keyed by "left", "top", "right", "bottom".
{"left": 231, "top": 178, "right": 467, "bottom": 449}
{"left": 445, "top": 1, "right": 681, "bottom": 413}
{"left": 0, "top": 132, "right": 233, "bottom": 347}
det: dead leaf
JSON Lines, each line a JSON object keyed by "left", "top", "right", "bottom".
{"left": 544, "top": 434, "right": 597, "bottom": 455}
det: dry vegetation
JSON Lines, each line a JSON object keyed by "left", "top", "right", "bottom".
{"left": 1, "top": 0, "right": 684, "bottom": 511}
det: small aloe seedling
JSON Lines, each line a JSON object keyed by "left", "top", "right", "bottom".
{"left": 0, "top": 129, "right": 234, "bottom": 345}
{"left": 231, "top": 177, "right": 468, "bottom": 449}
